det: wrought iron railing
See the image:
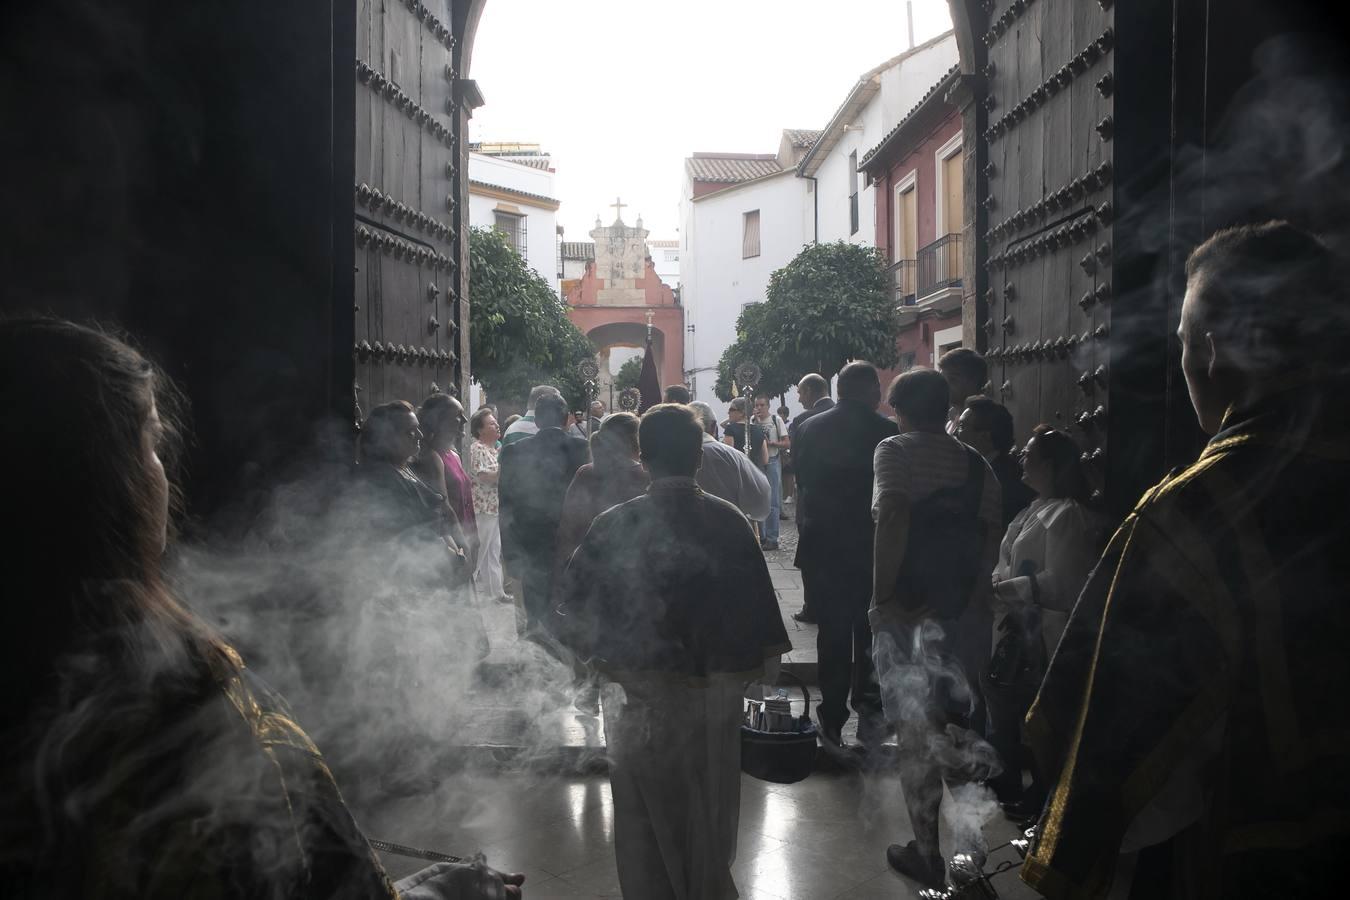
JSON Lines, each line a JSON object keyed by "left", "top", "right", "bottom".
{"left": 887, "top": 259, "right": 917, "bottom": 306}
{"left": 916, "top": 233, "right": 963, "bottom": 299}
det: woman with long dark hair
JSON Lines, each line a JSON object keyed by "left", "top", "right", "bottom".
{"left": 0, "top": 319, "right": 520, "bottom": 899}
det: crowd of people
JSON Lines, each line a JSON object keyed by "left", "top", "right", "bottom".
{"left": 4, "top": 221, "right": 1349, "bottom": 899}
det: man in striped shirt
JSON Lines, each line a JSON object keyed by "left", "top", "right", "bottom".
{"left": 870, "top": 367, "right": 1002, "bottom": 889}
{"left": 500, "top": 383, "right": 562, "bottom": 447}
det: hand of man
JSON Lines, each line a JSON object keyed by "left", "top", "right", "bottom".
{"left": 394, "top": 861, "right": 526, "bottom": 899}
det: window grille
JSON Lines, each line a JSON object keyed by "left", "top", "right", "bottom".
{"left": 494, "top": 211, "right": 528, "bottom": 262}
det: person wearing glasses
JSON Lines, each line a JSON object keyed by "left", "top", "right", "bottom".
{"left": 985, "top": 426, "right": 1105, "bottom": 820}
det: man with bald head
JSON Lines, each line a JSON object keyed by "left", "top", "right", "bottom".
{"left": 501, "top": 383, "right": 563, "bottom": 447}
{"left": 793, "top": 362, "right": 897, "bottom": 754}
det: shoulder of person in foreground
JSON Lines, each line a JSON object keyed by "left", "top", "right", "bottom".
{"left": 208, "top": 664, "right": 405, "bottom": 900}
{"left": 568, "top": 491, "right": 649, "bottom": 551}
{"left": 696, "top": 485, "right": 762, "bottom": 526}
{"left": 565, "top": 432, "right": 590, "bottom": 456}
{"left": 1115, "top": 445, "right": 1253, "bottom": 571}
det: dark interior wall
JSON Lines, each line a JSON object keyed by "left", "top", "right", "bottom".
{"left": 1104, "top": 0, "right": 1185, "bottom": 514}
{"left": 1, "top": 1, "right": 347, "bottom": 517}
{"left": 1112, "top": 0, "right": 1350, "bottom": 507}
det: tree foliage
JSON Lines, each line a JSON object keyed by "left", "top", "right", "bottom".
{"left": 714, "top": 241, "right": 899, "bottom": 401}
{"left": 468, "top": 226, "right": 596, "bottom": 410}
{"left": 613, "top": 356, "right": 643, "bottom": 391}
{"left": 713, "top": 301, "right": 795, "bottom": 401}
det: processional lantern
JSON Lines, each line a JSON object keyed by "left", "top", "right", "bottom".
{"left": 735, "top": 362, "right": 761, "bottom": 456}
{"left": 577, "top": 358, "right": 601, "bottom": 438}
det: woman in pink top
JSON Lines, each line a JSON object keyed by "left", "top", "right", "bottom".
{"left": 415, "top": 393, "right": 477, "bottom": 564}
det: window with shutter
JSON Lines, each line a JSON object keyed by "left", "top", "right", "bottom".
{"left": 742, "top": 210, "right": 760, "bottom": 259}
{"left": 849, "top": 151, "right": 859, "bottom": 235}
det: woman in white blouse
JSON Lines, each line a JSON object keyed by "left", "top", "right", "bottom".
{"left": 991, "top": 425, "right": 1104, "bottom": 655}
{"left": 987, "top": 425, "right": 1105, "bottom": 817}
{"left": 467, "top": 407, "right": 507, "bottom": 603}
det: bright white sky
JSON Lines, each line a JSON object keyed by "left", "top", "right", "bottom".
{"left": 468, "top": 0, "right": 954, "bottom": 241}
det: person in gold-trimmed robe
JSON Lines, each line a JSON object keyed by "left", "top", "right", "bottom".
{"left": 1021, "top": 222, "right": 1350, "bottom": 899}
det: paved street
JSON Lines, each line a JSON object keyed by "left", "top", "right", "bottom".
{"left": 361, "top": 509, "right": 1040, "bottom": 899}
{"left": 364, "top": 766, "right": 1038, "bottom": 899}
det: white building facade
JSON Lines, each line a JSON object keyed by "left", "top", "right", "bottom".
{"left": 678, "top": 34, "right": 960, "bottom": 422}
{"left": 646, "top": 239, "right": 681, "bottom": 289}
{"left": 800, "top": 33, "right": 959, "bottom": 248}
{"left": 467, "top": 148, "right": 560, "bottom": 292}
{"left": 680, "top": 146, "right": 813, "bottom": 420}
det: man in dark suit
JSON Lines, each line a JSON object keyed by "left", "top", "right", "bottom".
{"left": 789, "top": 373, "right": 834, "bottom": 443}
{"left": 792, "top": 362, "right": 898, "bottom": 752}
{"left": 789, "top": 373, "right": 834, "bottom": 623}
{"left": 499, "top": 392, "right": 589, "bottom": 632}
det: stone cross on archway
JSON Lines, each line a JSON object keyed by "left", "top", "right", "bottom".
{"left": 610, "top": 196, "right": 626, "bottom": 221}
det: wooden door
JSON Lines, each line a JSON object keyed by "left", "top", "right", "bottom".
{"left": 981, "top": 0, "right": 1114, "bottom": 496}
{"left": 353, "top": 0, "right": 463, "bottom": 425}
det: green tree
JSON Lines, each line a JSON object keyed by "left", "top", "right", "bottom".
{"left": 713, "top": 241, "right": 899, "bottom": 401}
{"left": 614, "top": 356, "right": 643, "bottom": 391}
{"left": 468, "top": 226, "right": 596, "bottom": 410}
{"left": 713, "top": 301, "right": 794, "bottom": 401}
{"left": 769, "top": 240, "right": 899, "bottom": 378}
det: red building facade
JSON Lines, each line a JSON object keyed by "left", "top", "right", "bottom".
{"left": 562, "top": 216, "right": 684, "bottom": 392}
{"left": 860, "top": 66, "right": 966, "bottom": 385}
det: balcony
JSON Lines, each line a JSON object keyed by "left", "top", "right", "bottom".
{"left": 887, "top": 259, "right": 917, "bottom": 306}
{"left": 916, "top": 233, "right": 963, "bottom": 301}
